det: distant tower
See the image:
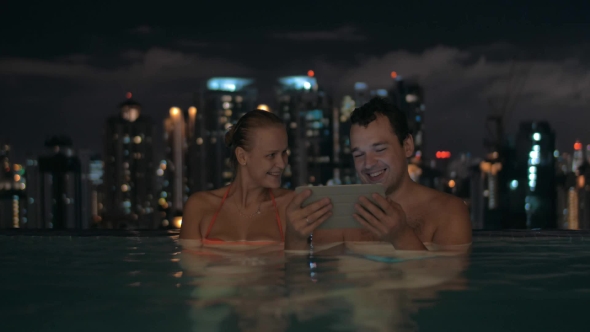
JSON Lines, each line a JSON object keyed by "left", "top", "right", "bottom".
{"left": 277, "top": 75, "right": 333, "bottom": 187}
{"left": 572, "top": 140, "right": 584, "bottom": 172}
{"left": 103, "top": 93, "right": 156, "bottom": 229}
{"left": 160, "top": 106, "right": 193, "bottom": 228}
{"left": 514, "top": 122, "right": 556, "bottom": 229}
{"left": 0, "top": 142, "right": 26, "bottom": 228}
{"left": 389, "top": 76, "right": 425, "bottom": 159}
{"left": 337, "top": 93, "right": 358, "bottom": 184}
{"left": 190, "top": 78, "right": 257, "bottom": 191}
{"left": 36, "top": 136, "right": 83, "bottom": 229}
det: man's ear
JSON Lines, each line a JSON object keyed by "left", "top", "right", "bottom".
{"left": 403, "top": 135, "right": 415, "bottom": 158}
{"left": 235, "top": 147, "right": 247, "bottom": 166}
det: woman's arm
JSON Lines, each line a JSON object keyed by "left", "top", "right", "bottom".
{"left": 179, "top": 193, "right": 205, "bottom": 243}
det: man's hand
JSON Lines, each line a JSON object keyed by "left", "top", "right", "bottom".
{"left": 285, "top": 189, "right": 333, "bottom": 250}
{"left": 353, "top": 193, "right": 426, "bottom": 250}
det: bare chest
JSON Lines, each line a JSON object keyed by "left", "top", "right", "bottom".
{"left": 312, "top": 204, "right": 437, "bottom": 244}
{"left": 200, "top": 204, "right": 283, "bottom": 241}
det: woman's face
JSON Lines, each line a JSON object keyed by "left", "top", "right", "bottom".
{"left": 243, "top": 125, "right": 288, "bottom": 188}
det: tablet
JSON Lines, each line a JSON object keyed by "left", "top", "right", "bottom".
{"left": 294, "top": 184, "right": 386, "bottom": 229}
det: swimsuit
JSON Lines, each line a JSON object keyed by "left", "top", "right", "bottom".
{"left": 202, "top": 185, "right": 284, "bottom": 245}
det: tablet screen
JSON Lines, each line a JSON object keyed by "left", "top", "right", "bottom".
{"left": 294, "top": 184, "right": 386, "bottom": 229}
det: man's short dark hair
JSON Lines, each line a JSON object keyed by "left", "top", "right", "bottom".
{"left": 350, "top": 97, "right": 411, "bottom": 145}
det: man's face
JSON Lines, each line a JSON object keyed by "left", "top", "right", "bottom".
{"left": 350, "top": 114, "right": 413, "bottom": 194}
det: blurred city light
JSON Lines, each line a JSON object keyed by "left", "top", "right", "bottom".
{"left": 207, "top": 77, "right": 254, "bottom": 92}
{"left": 278, "top": 76, "right": 317, "bottom": 91}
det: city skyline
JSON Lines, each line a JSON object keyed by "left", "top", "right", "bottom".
{"left": 1, "top": 1, "right": 590, "bottom": 161}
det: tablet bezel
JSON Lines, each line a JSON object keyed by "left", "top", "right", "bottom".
{"left": 294, "top": 184, "right": 386, "bottom": 230}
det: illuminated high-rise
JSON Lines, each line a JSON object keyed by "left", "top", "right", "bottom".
{"left": 389, "top": 77, "right": 425, "bottom": 159}
{"left": 336, "top": 94, "right": 359, "bottom": 184}
{"left": 34, "top": 136, "right": 84, "bottom": 229}
{"left": 572, "top": 140, "right": 584, "bottom": 172}
{"left": 78, "top": 151, "right": 103, "bottom": 228}
{"left": 160, "top": 106, "right": 195, "bottom": 228}
{"left": 190, "top": 78, "right": 257, "bottom": 191}
{"left": 103, "top": 94, "right": 156, "bottom": 229}
{"left": 277, "top": 75, "right": 334, "bottom": 187}
{"left": 511, "top": 122, "right": 557, "bottom": 229}
{"left": 0, "top": 142, "right": 26, "bottom": 228}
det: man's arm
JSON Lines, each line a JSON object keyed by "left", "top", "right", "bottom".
{"left": 431, "top": 197, "right": 472, "bottom": 251}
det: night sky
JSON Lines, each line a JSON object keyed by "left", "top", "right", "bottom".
{"left": 1, "top": 1, "right": 589, "bottom": 162}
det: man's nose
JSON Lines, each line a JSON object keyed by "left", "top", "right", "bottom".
{"left": 365, "top": 152, "right": 378, "bottom": 168}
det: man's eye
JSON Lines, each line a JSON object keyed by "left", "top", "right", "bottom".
{"left": 376, "top": 148, "right": 386, "bottom": 152}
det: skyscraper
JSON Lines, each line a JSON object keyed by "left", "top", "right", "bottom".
{"left": 512, "top": 122, "right": 557, "bottom": 229}
{"left": 190, "top": 78, "right": 257, "bottom": 191}
{"left": 0, "top": 142, "right": 26, "bottom": 228}
{"left": 160, "top": 106, "right": 194, "bottom": 228}
{"left": 572, "top": 140, "right": 584, "bottom": 172}
{"left": 277, "top": 75, "right": 333, "bottom": 187}
{"left": 32, "top": 136, "right": 83, "bottom": 229}
{"left": 389, "top": 79, "right": 425, "bottom": 159}
{"left": 103, "top": 94, "right": 156, "bottom": 229}
{"left": 24, "top": 157, "right": 40, "bottom": 228}
{"left": 336, "top": 94, "right": 359, "bottom": 185}
{"left": 76, "top": 151, "right": 104, "bottom": 228}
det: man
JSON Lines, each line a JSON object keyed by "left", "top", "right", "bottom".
{"left": 285, "top": 97, "right": 472, "bottom": 251}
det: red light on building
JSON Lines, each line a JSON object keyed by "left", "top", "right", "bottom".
{"left": 390, "top": 71, "right": 398, "bottom": 79}
{"left": 307, "top": 70, "right": 315, "bottom": 77}
{"left": 436, "top": 151, "right": 451, "bottom": 159}
{"left": 126, "top": 92, "right": 132, "bottom": 99}
{"left": 574, "top": 141, "right": 582, "bottom": 151}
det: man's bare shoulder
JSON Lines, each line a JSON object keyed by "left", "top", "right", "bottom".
{"left": 415, "top": 185, "right": 472, "bottom": 245}
{"left": 412, "top": 184, "right": 469, "bottom": 223}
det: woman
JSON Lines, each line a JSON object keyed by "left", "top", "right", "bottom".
{"left": 180, "top": 109, "right": 294, "bottom": 246}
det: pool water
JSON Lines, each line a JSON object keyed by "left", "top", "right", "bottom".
{"left": 1, "top": 231, "right": 588, "bottom": 332}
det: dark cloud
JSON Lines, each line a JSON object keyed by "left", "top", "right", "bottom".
{"left": 0, "top": 48, "right": 253, "bottom": 160}
{"left": 309, "top": 45, "right": 590, "bottom": 154}
{"left": 1, "top": 42, "right": 589, "bottom": 161}
{"left": 176, "top": 40, "right": 210, "bottom": 48}
{"left": 272, "top": 26, "right": 366, "bottom": 42}
{"left": 0, "top": 48, "right": 253, "bottom": 84}
{"left": 130, "top": 25, "right": 152, "bottom": 35}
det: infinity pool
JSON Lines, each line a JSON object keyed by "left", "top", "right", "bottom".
{"left": 1, "top": 230, "right": 588, "bottom": 331}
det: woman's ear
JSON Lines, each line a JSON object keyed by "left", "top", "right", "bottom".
{"left": 235, "top": 147, "right": 247, "bottom": 166}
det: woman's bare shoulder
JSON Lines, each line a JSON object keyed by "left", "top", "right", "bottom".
{"left": 186, "top": 187, "right": 228, "bottom": 207}
{"left": 180, "top": 187, "right": 228, "bottom": 240}
{"left": 271, "top": 188, "right": 295, "bottom": 202}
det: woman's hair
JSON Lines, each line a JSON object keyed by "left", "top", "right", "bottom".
{"left": 224, "top": 109, "right": 285, "bottom": 171}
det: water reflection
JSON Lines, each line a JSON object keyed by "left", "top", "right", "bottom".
{"left": 178, "top": 242, "right": 469, "bottom": 331}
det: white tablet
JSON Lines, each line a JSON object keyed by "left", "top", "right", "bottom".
{"left": 294, "top": 184, "right": 386, "bottom": 229}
